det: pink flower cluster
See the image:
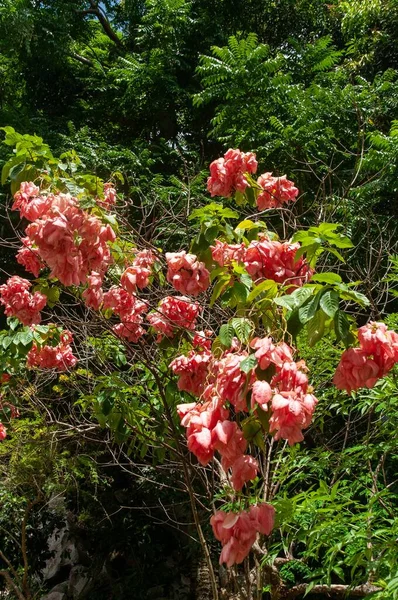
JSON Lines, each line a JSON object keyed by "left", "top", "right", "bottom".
{"left": 256, "top": 173, "right": 298, "bottom": 210}
{"left": 12, "top": 183, "right": 116, "bottom": 287}
{"left": 211, "top": 240, "right": 245, "bottom": 268}
{"left": 27, "top": 330, "right": 77, "bottom": 371}
{"left": 103, "top": 286, "right": 148, "bottom": 343}
{"left": 166, "top": 252, "right": 210, "bottom": 297}
{"left": 147, "top": 296, "right": 200, "bottom": 340}
{"left": 170, "top": 350, "right": 212, "bottom": 397}
{"left": 211, "top": 504, "right": 275, "bottom": 566}
{"left": 333, "top": 322, "right": 398, "bottom": 393}
{"left": 0, "top": 276, "right": 47, "bottom": 325}
{"left": 103, "top": 183, "right": 117, "bottom": 206}
{"left": 245, "top": 237, "right": 313, "bottom": 289}
{"left": 207, "top": 149, "right": 258, "bottom": 197}
{"left": 16, "top": 237, "right": 45, "bottom": 278}
{"left": 174, "top": 335, "right": 317, "bottom": 455}
{"left": 192, "top": 330, "right": 213, "bottom": 351}
{"left": 121, "top": 250, "right": 156, "bottom": 294}
{"left": 178, "top": 395, "right": 258, "bottom": 490}
{"left": 216, "top": 352, "right": 254, "bottom": 412}
{"left": 82, "top": 272, "right": 104, "bottom": 310}
{"left": 177, "top": 398, "right": 229, "bottom": 466}
{"left": 0, "top": 423, "right": 6, "bottom": 441}
{"left": 12, "top": 182, "right": 52, "bottom": 221}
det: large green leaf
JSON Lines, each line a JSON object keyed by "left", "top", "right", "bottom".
{"left": 319, "top": 289, "right": 339, "bottom": 318}
{"left": 231, "top": 318, "right": 253, "bottom": 344}
{"left": 219, "top": 323, "right": 234, "bottom": 347}
{"left": 307, "top": 310, "right": 326, "bottom": 347}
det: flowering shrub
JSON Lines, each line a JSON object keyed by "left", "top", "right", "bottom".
{"left": 1, "top": 140, "right": 397, "bottom": 589}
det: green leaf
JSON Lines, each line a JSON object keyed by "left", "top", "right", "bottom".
{"left": 319, "top": 289, "right": 339, "bottom": 318}
{"left": 338, "top": 288, "right": 370, "bottom": 307}
{"left": 210, "top": 274, "right": 231, "bottom": 306}
{"left": 330, "top": 234, "right": 354, "bottom": 249}
{"left": 204, "top": 225, "right": 219, "bottom": 243}
{"left": 248, "top": 280, "right": 278, "bottom": 303}
{"left": 298, "top": 293, "right": 321, "bottom": 324}
{"left": 327, "top": 247, "right": 345, "bottom": 263}
{"left": 2, "top": 337, "right": 12, "bottom": 350}
{"left": 287, "top": 309, "right": 304, "bottom": 339}
{"left": 274, "top": 295, "right": 297, "bottom": 310}
{"left": 235, "top": 219, "right": 258, "bottom": 231}
{"left": 219, "top": 323, "right": 234, "bottom": 347}
{"left": 231, "top": 318, "right": 253, "bottom": 344}
{"left": 240, "top": 355, "right": 257, "bottom": 373}
{"left": 220, "top": 208, "right": 239, "bottom": 219}
{"left": 275, "top": 286, "right": 315, "bottom": 311}
{"left": 232, "top": 281, "right": 249, "bottom": 304}
{"left": 19, "top": 330, "right": 34, "bottom": 346}
{"left": 307, "top": 310, "right": 326, "bottom": 347}
{"left": 242, "top": 417, "right": 264, "bottom": 447}
{"left": 311, "top": 273, "right": 342, "bottom": 284}
{"left": 334, "top": 310, "right": 352, "bottom": 346}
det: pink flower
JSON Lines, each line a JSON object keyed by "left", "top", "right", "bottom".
{"left": 187, "top": 427, "right": 214, "bottom": 465}
{"left": 216, "top": 352, "right": 252, "bottom": 412}
{"left": 333, "top": 348, "right": 381, "bottom": 393}
{"left": 133, "top": 249, "right": 156, "bottom": 268}
{"left": 0, "top": 276, "right": 47, "bottom": 326}
{"left": 207, "top": 149, "right": 258, "bottom": 198}
{"left": 250, "top": 337, "right": 294, "bottom": 370}
{"left": 147, "top": 296, "right": 201, "bottom": 340}
{"left": 271, "top": 360, "right": 309, "bottom": 395}
{"left": 103, "top": 286, "right": 147, "bottom": 342}
{"left": 251, "top": 380, "right": 272, "bottom": 410}
{"left": 244, "top": 238, "right": 313, "bottom": 289}
{"left": 12, "top": 182, "right": 52, "bottom": 221}
{"left": 269, "top": 391, "right": 318, "bottom": 445}
{"left": 0, "top": 423, "right": 6, "bottom": 440}
{"left": 166, "top": 251, "right": 210, "bottom": 297}
{"left": 170, "top": 351, "right": 212, "bottom": 397}
{"left": 211, "top": 510, "right": 257, "bottom": 566}
{"left": 25, "top": 194, "right": 115, "bottom": 286}
{"left": 211, "top": 420, "right": 247, "bottom": 470}
{"left": 27, "top": 329, "right": 77, "bottom": 371}
{"left": 103, "top": 286, "right": 147, "bottom": 319}
{"left": 210, "top": 503, "right": 275, "bottom": 567}
{"left": 211, "top": 240, "right": 246, "bottom": 267}
{"left": 16, "top": 238, "right": 45, "bottom": 278}
{"left": 192, "top": 330, "right": 213, "bottom": 351}
{"left": 210, "top": 511, "right": 236, "bottom": 545}
{"left": 256, "top": 173, "right": 298, "bottom": 210}
{"left": 177, "top": 398, "right": 229, "bottom": 465}
{"left": 182, "top": 398, "right": 228, "bottom": 434}
{"left": 230, "top": 454, "right": 258, "bottom": 491}
{"left": 357, "top": 321, "right": 398, "bottom": 375}
{"left": 82, "top": 272, "right": 103, "bottom": 310}
{"left": 249, "top": 503, "right": 275, "bottom": 536}
{"left": 121, "top": 265, "right": 151, "bottom": 293}
{"left": 103, "top": 182, "right": 117, "bottom": 206}
{"left": 113, "top": 320, "right": 145, "bottom": 343}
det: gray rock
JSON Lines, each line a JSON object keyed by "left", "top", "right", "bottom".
{"left": 40, "top": 591, "right": 67, "bottom": 600}
{"left": 40, "top": 580, "right": 69, "bottom": 600}
{"left": 42, "top": 526, "right": 79, "bottom": 581}
{"left": 68, "top": 565, "right": 91, "bottom": 599}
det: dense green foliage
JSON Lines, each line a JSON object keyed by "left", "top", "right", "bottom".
{"left": 1, "top": 1, "right": 398, "bottom": 599}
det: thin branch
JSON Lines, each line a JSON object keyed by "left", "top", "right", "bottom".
{"left": 78, "top": 2, "right": 122, "bottom": 47}
{"left": 283, "top": 582, "right": 381, "bottom": 599}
